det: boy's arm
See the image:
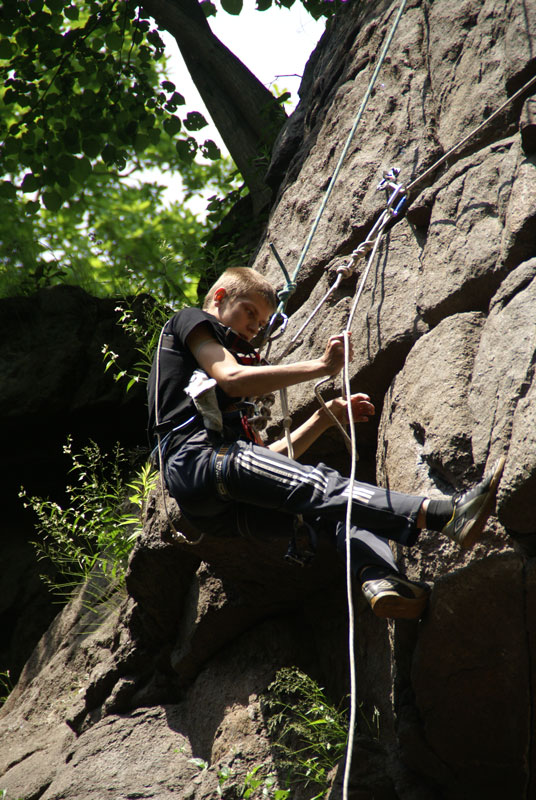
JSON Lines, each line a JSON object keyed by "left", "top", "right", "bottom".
{"left": 268, "top": 394, "right": 375, "bottom": 458}
{"left": 186, "top": 325, "right": 350, "bottom": 397}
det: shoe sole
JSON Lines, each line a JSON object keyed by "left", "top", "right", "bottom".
{"left": 368, "top": 590, "right": 430, "bottom": 620}
{"left": 459, "top": 456, "right": 506, "bottom": 550}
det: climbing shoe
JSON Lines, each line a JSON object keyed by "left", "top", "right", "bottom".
{"left": 360, "top": 568, "right": 430, "bottom": 620}
{"left": 441, "top": 456, "right": 505, "bottom": 550}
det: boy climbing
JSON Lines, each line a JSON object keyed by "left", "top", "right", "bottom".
{"left": 148, "top": 267, "right": 505, "bottom": 619}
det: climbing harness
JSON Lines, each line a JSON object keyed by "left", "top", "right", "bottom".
{"left": 211, "top": 443, "right": 233, "bottom": 499}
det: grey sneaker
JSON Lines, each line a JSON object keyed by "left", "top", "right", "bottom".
{"left": 361, "top": 570, "right": 431, "bottom": 619}
{"left": 442, "top": 457, "right": 505, "bottom": 550}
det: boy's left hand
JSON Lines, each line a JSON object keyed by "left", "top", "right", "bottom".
{"left": 325, "top": 393, "right": 375, "bottom": 425}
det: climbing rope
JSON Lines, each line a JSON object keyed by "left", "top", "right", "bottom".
{"left": 407, "top": 70, "right": 536, "bottom": 194}
{"left": 266, "top": 167, "right": 406, "bottom": 469}
{"left": 156, "top": 4, "right": 536, "bottom": 792}
{"left": 285, "top": 0, "right": 409, "bottom": 313}
{"left": 313, "top": 209, "right": 393, "bottom": 448}
{"left": 266, "top": 60, "right": 536, "bottom": 490}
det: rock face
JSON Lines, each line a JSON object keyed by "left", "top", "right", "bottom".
{"left": 0, "top": 286, "right": 147, "bottom": 686}
{"left": 2, "top": 2, "right": 536, "bottom": 799}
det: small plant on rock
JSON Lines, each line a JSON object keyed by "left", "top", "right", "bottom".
{"left": 102, "top": 290, "right": 176, "bottom": 392}
{"left": 0, "top": 671, "right": 13, "bottom": 708}
{"left": 20, "top": 437, "right": 156, "bottom": 605}
{"left": 261, "top": 667, "right": 348, "bottom": 799}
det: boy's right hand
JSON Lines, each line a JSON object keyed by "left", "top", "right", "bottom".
{"left": 320, "top": 333, "right": 353, "bottom": 376}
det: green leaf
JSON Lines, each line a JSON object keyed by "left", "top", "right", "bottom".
{"left": 147, "top": 30, "right": 164, "bottom": 49}
{"left": 82, "top": 138, "right": 101, "bottom": 158}
{"left": 3, "top": 136, "right": 21, "bottom": 156}
{"left": 200, "top": 1, "right": 217, "bottom": 17}
{"left": 256, "top": 0, "right": 272, "bottom": 9}
{"left": 62, "top": 127, "right": 80, "bottom": 153}
{"left": 170, "top": 91, "right": 185, "bottom": 106}
{"left": 0, "top": 20, "right": 16, "bottom": 36}
{"left": 45, "top": 0, "right": 65, "bottom": 12}
{"left": 101, "top": 143, "right": 117, "bottom": 164}
{"left": 134, "top": 133, "right": 150, "bottom": 152}
{"left": 63, "top": 4, "right": 79, "bottom": 20}
{"left": 56, "top": 170, "right": 71, "bottom": 188}
{"left": 42, "top": 168, "right": 59, "bottom": 186}
{"left": 0, "top": 39, "right": 13, "bottom": 60}
{"left": 21, "top": 173, "right": 41, "bottom": 193}
{"left": 24, "top": 200, "right": 40, "bottom": 214}
{"left": 42, "top": 189, "right": 62, "bottom": 211}
{"left": 201, "top": 139, "right": 221, "bottom": 160}
{"left": 72, "top": 156, "right": 92, "bottom": 181}
{"left": 161, "top": 80, "right": 175, "bottom": 92}
{"left": 105, "top": 30, "right": 123, "bottom": 50}
{"left": 0, "top": 181, "right": 16, "bottom": 199}
{"left": 57, "top": 153, "right": 77, "bottom": 172}
{"left": 221, "top": 0, "right": 243, "bottom": 13}
{"left": 184, "top": 111, "right": 208, "bottom": 131}
{"left": 176, "top": 137, "right": 197, "bottom": 162}
{"left": 163, "top": 115, "right": 181, "bottom": 137}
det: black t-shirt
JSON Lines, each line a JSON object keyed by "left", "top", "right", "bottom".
{"left": 147, "top": 307, "right": 260, "bottom": 446}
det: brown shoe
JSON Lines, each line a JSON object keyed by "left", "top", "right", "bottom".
{"left": 361, "top": 570, "right": 430, "bottom": 620}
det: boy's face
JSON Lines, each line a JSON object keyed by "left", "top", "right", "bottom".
{"left": 211, "top": 288, "right": 275, "bottom": 341}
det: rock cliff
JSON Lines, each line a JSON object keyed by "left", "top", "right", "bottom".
{"left": 2, "top": 1, "right": 536, "bottom": 799}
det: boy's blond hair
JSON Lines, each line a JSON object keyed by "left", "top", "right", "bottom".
{"left": 202, "top": 267, "right": 277, "bottom": 311}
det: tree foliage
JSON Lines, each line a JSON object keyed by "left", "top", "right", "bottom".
{"left": 0, "top": 0, "right": 221, "bottom": 209}
{"left": 0, "top": 144, "right": 244, "bottom": 300}
{"left": 206, "top": 0, "right": 348, "bottom": 21}
{"left": 0, "top": 0, "right": 348, "bottom": 300}
{"left": 0, "top": 0, "right": 246, "bottom": 299}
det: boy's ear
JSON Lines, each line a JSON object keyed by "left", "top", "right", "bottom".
{"left": 213, "top": 287, "right": 226, "bottom": 305}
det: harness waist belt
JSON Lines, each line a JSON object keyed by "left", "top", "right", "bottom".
{"left": 211, "top": 444, "right": 233, "bottom": 499}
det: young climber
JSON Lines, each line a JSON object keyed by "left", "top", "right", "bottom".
{"left": 148, "top": 267, "right": 505, "bottom": 619}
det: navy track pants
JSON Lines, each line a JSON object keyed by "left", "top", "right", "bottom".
{"left": 164, "top": 431, "right": 425, "bottom": 577}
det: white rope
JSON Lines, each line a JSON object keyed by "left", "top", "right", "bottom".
{"left": 263, "top": 4, "right": 409, "bottom": 784}
{"left": 407, "top": 70, "right": 536, "bottom": 194}
{"left": 346, "top": 217, "right": 388, "bottom": 332}
{"left": 278, "top": 269, "right": 348, "bottom": 362}
{"left": 341, "top": 328, "right": 359, "bottom": 800}
{"left": 340, "top": 220, "right": 389, "bottom": 800}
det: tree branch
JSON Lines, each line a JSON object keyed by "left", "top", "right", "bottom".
{"left": 141, "top": 0, "right": 287, "bottom": 214}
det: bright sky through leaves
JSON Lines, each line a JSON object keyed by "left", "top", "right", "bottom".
{"left": 148, "top": 2, "right": 325, "bottom": 206}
